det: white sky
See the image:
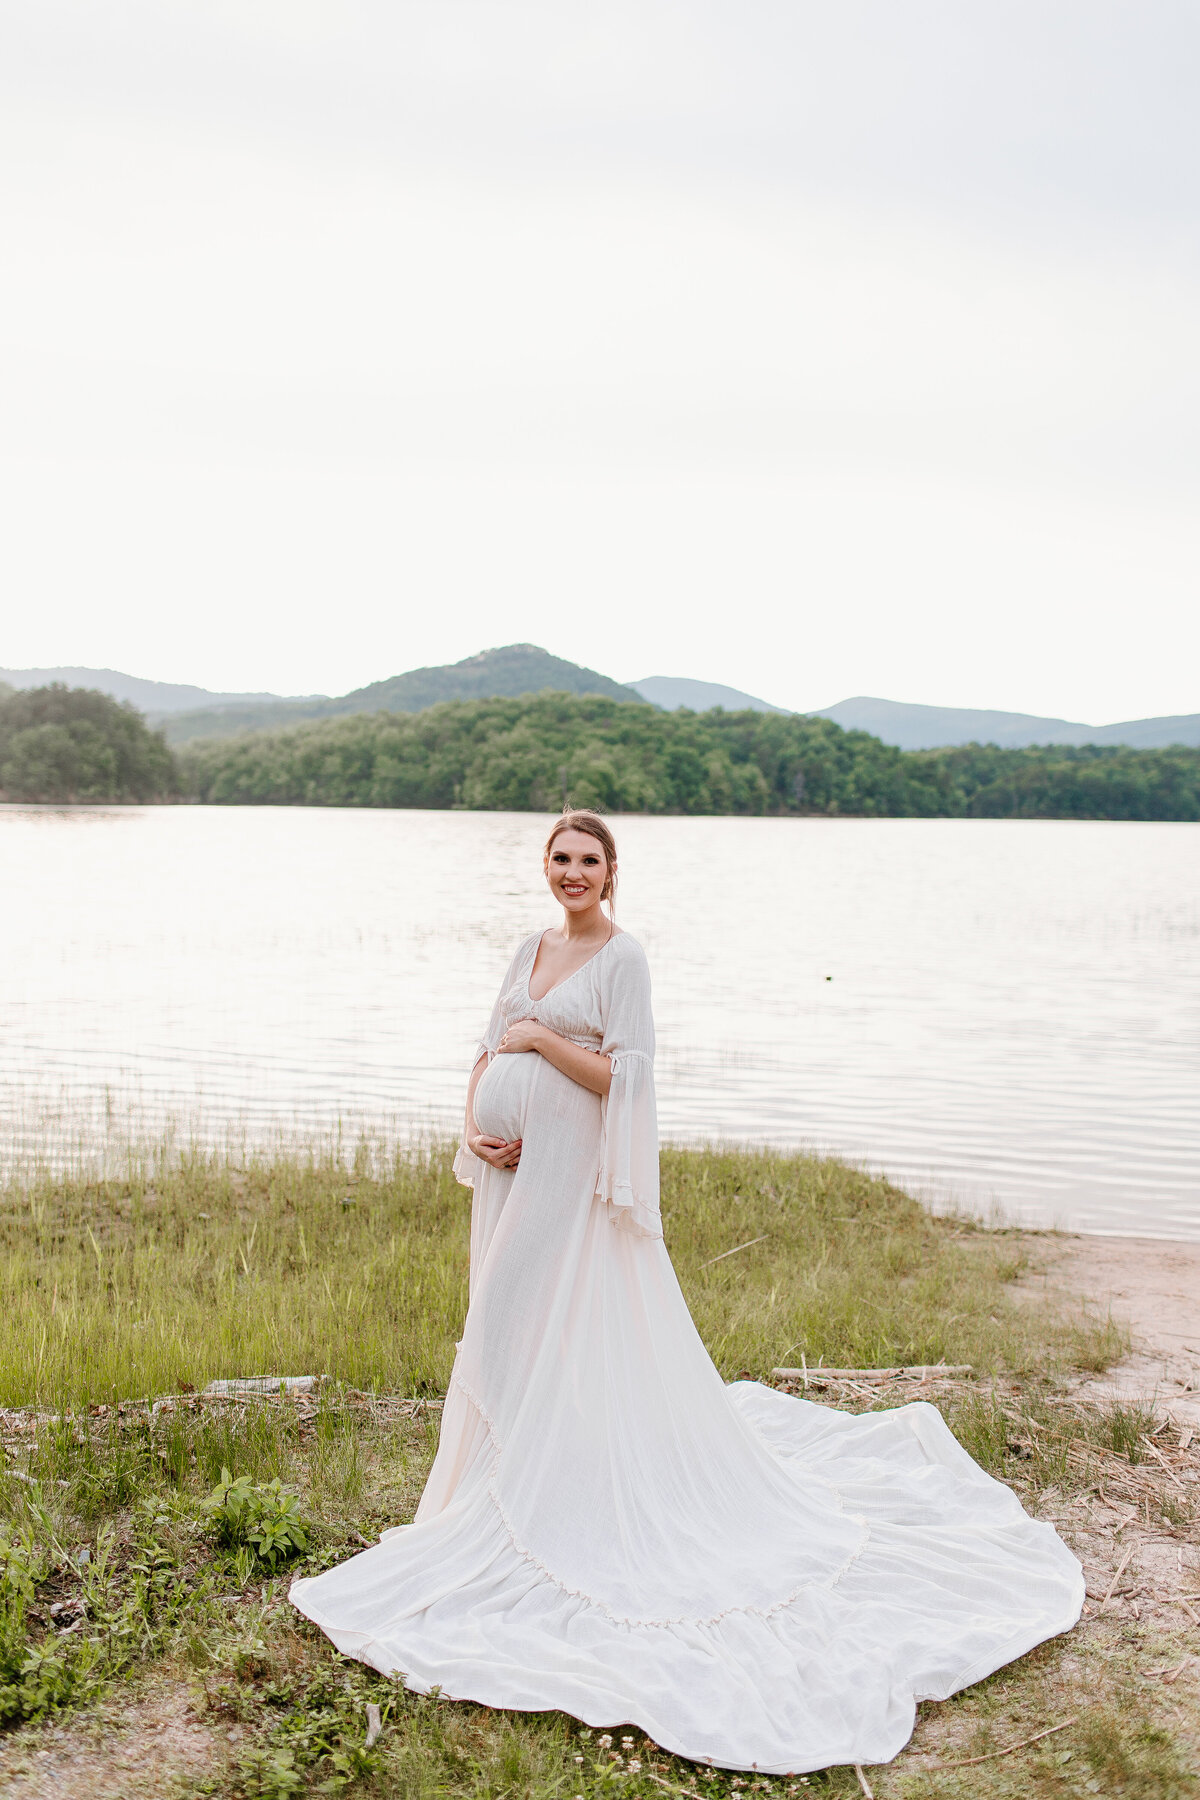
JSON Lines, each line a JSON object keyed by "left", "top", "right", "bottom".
{"left": 1, "top": 1, "right": 1197, "bottom": 721}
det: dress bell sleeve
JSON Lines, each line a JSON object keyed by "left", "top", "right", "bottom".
{"left": 596, "top": 940, "right": 662, "bottom": 1239}
{"left": 452, "top": 938, "right": 531, "bottom": 1189}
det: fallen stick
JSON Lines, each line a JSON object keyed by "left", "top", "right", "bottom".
{"left": 1101, "top": 1547, "right": 1135, "bottom": 1609}
{"left": 922, "top": 1716, "right": 1077, "bottom": 1771}
{"left": 150, "top": 1377, "right": 320, "bottom": 1415}
{"left": 702, "top": 1236, "right": 768, "bottom": 1267}
{"left": 1141, "top": 1435, "right": 1187, "bottom": 1492}
{"left": 204, "top": 1376, "right": 319, "bottom": 1397}
{"left": 1163, "top": 1656, "right": 1195, "bottom": 1686}
{"left": 643, "top": 1770, "right": 706, "bottom": 1800}
{"left": 853, "top": 1764, "right": 875, "bottom": 1798}
{"left": 124, "top": 1386, "right": 442, "bottom": 1420}
{"left": 771, "top": 1365, "right": 972, "bottom": 1384}
{"left": 1174, "top": 1596, "right": 1200, "bottom": 1625}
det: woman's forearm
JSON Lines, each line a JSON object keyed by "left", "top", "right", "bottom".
{"left": 533, "top": 1026, "right": 613, "bottom": 1096}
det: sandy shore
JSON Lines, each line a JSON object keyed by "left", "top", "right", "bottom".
{"left": 1028, "top": 1232, "right": 1200, "bottom": 1428}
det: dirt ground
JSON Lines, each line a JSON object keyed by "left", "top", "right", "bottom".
{"left": 1029, "top": 1233, "right": 1200, "bottom": 1429}
{"left": 0, "top": 1680, "right": 228, "bottom": 1798}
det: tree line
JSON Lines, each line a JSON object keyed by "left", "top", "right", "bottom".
{"left": 177, "top": 692, "right": 1200, "bottom": 820}
{"left": 3, "top": 684, "right": 1198, "bottom": 818}
{"left": 0, "top": 684, "right": 175, "bottom": 803}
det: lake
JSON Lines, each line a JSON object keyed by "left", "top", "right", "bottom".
{"left": 1, "top": 806, "right": 1196, "bottom": 1238}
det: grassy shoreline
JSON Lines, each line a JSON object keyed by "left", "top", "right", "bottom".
{"left": 0, "top": 1145, "right": 1196, "bottom": 1798}
{"left": 0, "top": 1142, "right": 1118, "bottom": 1411}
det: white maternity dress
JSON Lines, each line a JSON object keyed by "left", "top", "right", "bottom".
{"left": 290, "top": 931, "right": 1083, "bottom": 1774}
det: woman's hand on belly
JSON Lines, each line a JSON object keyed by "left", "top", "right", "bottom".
{"left": 468, "top": 1132, "right": 522, "bottom": 1171}
{"left": 498, "top": 1019, "right": 612, "bottom": 1098}
{"left": 497, "top": 1019, "right": 544, "bottom": 1055}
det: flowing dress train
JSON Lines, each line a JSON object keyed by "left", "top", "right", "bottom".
{"left": 290, "top": 931, "right": 1083, "bottom": 1773}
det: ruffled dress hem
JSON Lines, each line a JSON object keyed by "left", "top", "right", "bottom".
{"left": 288, "top": 1577, "right": 1084, "bottom": 1776}
{"left": 289, "top": 1380, "right": 1085, "bottom": 1774}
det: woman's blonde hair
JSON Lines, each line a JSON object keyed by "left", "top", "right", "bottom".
{"left": 544, "top": 810, "right": 618, "bottom": 907}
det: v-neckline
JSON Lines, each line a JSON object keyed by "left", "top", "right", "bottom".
{"left": 526, "top": 928, "right": 621, "bottom": 1004}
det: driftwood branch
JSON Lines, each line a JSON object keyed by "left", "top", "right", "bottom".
{"left": 922, "top": 1715, "right": 1077, "bottom": 1771}
{"left": 772, "top": 1364, "right": 972, "bottom": 1386}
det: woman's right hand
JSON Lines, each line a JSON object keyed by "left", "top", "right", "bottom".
{"left": 468, "top": 1133, "right": 522, "bottom": 1170}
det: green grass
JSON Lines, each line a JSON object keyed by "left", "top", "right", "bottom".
{"left": 0, "top": 1142, "right": 1121, "bottom": 1410}
{"left": 0, "top": 1143, "right": 1193, "bottom": 1800}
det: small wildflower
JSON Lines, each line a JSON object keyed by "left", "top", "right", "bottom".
{"left": 629, "top": 1759, "right": 643, "bottom": 1773}
{"left": 574, "top": 1754, "right": 584, "bottom": 1764}
{"left": 598, "top": 1734, "right": 613, "bottom": 1749}
{"left": 622, "top": 1736, "right": 634, "bottom": 1749}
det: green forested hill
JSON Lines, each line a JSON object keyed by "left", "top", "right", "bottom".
{"left": 163, "top": 643, "right": 639, "bottom": 742}
{"left": 0, "top": 684, "right": 176, "bottom": 803}
{"left": 340, "top": 643, "right": 638, "bottom": 712}
{"left": 7, "top": 678, "right": 1195, "bottom": 816}
{"left": 178, "top": 693, "right": 1200, "bottom": 820}
{"left": 922, "top": 741, "right": 1200, "bottom": 819}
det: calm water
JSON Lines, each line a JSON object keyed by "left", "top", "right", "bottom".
{"left": 2, "top": 806, "right": 1197, "bottom": 1238}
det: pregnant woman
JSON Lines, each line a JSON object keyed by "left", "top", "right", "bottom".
{"left": 291, "top": 810, "right": 1083, "bottom": 1774}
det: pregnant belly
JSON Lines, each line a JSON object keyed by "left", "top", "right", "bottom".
{"left": 474, "top": 1053, "right": 539, "bottom": 1143}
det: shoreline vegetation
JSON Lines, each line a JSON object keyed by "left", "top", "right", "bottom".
{"left": 0, "top": 683, "right": 174, "bottom": 806}
{"left": 1, "top": 1140, "right": 1196, "bottom": 1796}
{"left": 177, "top": 696, "right": 1200, "bottom": 820}
{"left": 3, "top": 683, "right": 1200, "bottom": 819}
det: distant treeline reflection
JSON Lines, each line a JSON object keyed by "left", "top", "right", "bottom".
{"left": 177, "top": 694, "right": 1200, "bottom": 820}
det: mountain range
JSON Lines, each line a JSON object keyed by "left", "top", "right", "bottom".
{"left": 2, "top": 647, "right": 636, "bottom": 742}
{"left": 0, "top": 666, "right": 309, "bottom": 714}
{"left": 3, "top": 649, "right": 1197, "bottom": 751}
{"left": 811, "top": 696, "right": 1200, "bottom": 751}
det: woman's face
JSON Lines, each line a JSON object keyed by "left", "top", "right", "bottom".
{"left": 544, "top": 828, "right": 611, "bottom": 916}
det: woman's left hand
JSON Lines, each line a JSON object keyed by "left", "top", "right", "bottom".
{"left": 497, "top": 1018, "right": 547, "bottom": 1055}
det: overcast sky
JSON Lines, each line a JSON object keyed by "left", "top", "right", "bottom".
{"left": 2, "top": 1, "right": 1197, "bottom": 721}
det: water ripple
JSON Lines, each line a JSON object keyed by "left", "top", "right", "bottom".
{"left": 1, "top": 807, "right": 1196, "bottom": 1237}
